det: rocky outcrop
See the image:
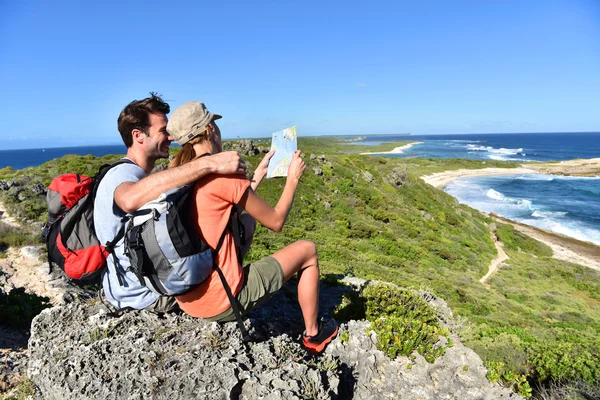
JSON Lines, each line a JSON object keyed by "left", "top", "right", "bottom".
{"left": 27, "top": 280, "right": 520, "bottom": 399}
{"left": 222, "top": 140, "right": 270, "bottom": 156}
{"left": 386, "top": 165, "right": 409, "bottom": 187}
{"left": 0, "top": 326, "right": 29, "bottom": 394}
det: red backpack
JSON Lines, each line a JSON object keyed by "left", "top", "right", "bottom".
{"left": 43, "top": 160, "right": 132, "bottom": 280}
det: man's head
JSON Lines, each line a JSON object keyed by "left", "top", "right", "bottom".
{"left": 117, "top": 93, "right": 171, "bottom": 148}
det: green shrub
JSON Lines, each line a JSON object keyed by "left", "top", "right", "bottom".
{"left": 495, "top": 224, "right": 552, "bottom": 257}
{"left": 0, "top": 221, "right": 41, "bottom": 251}
{"left": 0, "top": 283, "right": 51, "bottom": 329}
{"left": 334, "top": 283, "right": 448, "bottom": 363}
{"left": 485, "top": 360, "right": 533, "bottom": 398}
{"left": 528, "top": 342, "right": 600, "bottom": 384}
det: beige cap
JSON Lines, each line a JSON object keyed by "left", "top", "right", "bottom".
{"left": 167, "top": 101, "right": 222, "bottom": 145}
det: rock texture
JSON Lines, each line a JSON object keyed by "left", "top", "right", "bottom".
{"left": 27, "top": 280, "right": 520, "bottom": 400}
{"left": 222, "top": 140, "right": 270, "bottom": 156}
{"left": 0, "top": 326, "right": 29, "bottom": 394}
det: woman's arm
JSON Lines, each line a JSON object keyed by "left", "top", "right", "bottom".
{"left": 250, "top": 150, "right": 275, "bottom": 191}
{"left": 238, "top": 150, "right": 305, "bottom": 232}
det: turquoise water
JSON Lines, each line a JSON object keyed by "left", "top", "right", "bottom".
{"left": 446, "top": 174, "right": 600, "bottom": 245}
{"left": 356, "top": 132, "right": 600, "bottom": 245}
{"left": 2, "top": 133, "right": 599, "bottom": 246}
{"left": 356, "top": 132, "right": 600, "bottom": 162}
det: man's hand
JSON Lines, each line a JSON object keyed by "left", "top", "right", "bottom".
{"left": 286, "top": 150, "right": 306, "bottom": 183}
{"left": 251, "top": 150, "right": 275, "bottom": 190}
{"left": 210, "top": 151, "right": 247, "bottom": 174}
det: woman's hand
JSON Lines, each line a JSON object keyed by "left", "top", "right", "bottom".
{"left": 251, "top": 150, "right": 275, "bottom": 190}
{"left": 287, "top": 150, "right": 306, "bottom": 183}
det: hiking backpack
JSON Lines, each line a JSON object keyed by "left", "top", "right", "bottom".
{"left": 42, "top": 160, "right": 133, "bottom": 281}
{"left": 122, "top": 186, "right": 251, "bottom": 340}
{"left": 122, "top": 185, "right": 215, "bottom": 296}
{"left": 122, "top": 185, "right": 246, "bottom": 295}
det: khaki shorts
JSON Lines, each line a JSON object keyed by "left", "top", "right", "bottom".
{"left": 145, "top": 295, "right": 179, "bottom": 314}
{"left": 206, "top": 256, "right": 284, "bottom": 322}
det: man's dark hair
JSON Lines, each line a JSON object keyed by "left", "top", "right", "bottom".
{"left": 118, "top": 93, "right": 170, "bottom": 148}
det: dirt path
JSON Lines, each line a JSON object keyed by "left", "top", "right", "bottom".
{"left": 0, "top": 202, "right": 67, "bottom": 304}
{"left": 479, "top": 230, "right": 509, "bottom": 289}
{"left": 0, "top": 246, "right": 67, "bottom": 305}
{"left": 421, "top": 159, "right": 600, "bottom": 273}
{"left": 0, "top": 202, "right": 20, "bottom": 228}
{"left": 492, "top": 215, "right": 600, "bottom": 271}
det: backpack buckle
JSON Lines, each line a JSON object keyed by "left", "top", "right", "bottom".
{"left": 127, "top": 227, "right": 143, "bottom": 249}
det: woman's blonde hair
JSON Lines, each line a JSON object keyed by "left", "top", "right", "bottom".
{"left": 169, "top": 127, "right": 211, "bottom": 168}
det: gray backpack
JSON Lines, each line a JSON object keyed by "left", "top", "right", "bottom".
{"left": 122, "top": 185, "right": 251, "bottom": 340}
{"left": 123, "top": 185, "right": 218, "bottom": 296}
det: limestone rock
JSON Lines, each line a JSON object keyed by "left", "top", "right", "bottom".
{"left": 26, "top": 281, "right": 520, "bottom": 400}
{"left": 0, "top": 180, "right": 18, "bottom": 191}
{"left": 27, "top": 184, "right": 47, "bottom": 196}
{"left": 387, "top": 165, "right": 409, "bottom": 187}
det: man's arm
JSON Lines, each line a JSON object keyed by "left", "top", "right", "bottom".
{"left": 115, "top": 151, "right": 245, "bottom": 213}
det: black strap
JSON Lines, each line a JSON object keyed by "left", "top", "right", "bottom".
{"left": 229, "top": 206, "right": 244, "bottom": 266}
{"left": 105, "top": 223, "right": 127, "bottom": 286}
{"left": 131, "top": 246, "right": 146, "bottom": 287}
{"left": 91, "top": 158, "right": 136, "bottom": 200}
{"left": 106, "top": 223, "right": 126, "bottom": 250}
{"left": 44, "top": 225, "right": 53, "bottom": 274}
{"left": 213, "top": 218, "right": 251, "bottom": 342}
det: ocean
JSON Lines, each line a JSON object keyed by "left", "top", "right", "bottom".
{"left": 354, "top": 132, "right": 600, "bottom": 245}
{"left": 2, "top": 133, "right": 599, "bottom": 246}
{"left": 445, "top": 175, "right": 600, "bottom": 246}
{"left": 0, "top": 145, "right": 127, "bottom": 170}
{"left": 352, "top": 132, "right": 600, "bottom": 162}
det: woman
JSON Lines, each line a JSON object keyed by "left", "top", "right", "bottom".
{"left": 167, "top": 101, "right": 338, "bottom": 354}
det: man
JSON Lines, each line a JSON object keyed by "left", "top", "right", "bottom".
{"left": 94, "top": 93, "right": 245, "bottom": 312}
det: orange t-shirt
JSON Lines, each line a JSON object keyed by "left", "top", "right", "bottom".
{"left": 175, "top": 174, "right": 250, "bottom": 318}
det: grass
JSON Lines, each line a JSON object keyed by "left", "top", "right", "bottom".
{"left": 0, "top": 136, "right": 598, "bottom": 396}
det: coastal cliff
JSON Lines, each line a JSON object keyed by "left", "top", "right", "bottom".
{"left": 1, "top": 138, "right": 599, "bottom": 398}
{"left": 26, "top": 279, "right": 518, "bottom": 400}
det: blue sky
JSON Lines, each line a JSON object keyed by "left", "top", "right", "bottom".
{"left": 1, "top": 0, "right": 599, "bottom": 149}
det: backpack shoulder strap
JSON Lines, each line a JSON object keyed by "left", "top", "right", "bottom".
{"left": 91, "top": 158, "right": 136, "bottom": 200}
{"left": 212, "top": 206, "right": 251, "bottom": 342}
{"left": 94, "top": 158, "right": 135, "bottom": 286}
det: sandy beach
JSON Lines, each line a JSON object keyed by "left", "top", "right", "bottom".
{"left": 491, "top": 214, "right": 600, "bottom": 271}
{"left": 360, "top": 141, "right": 424, "bottom": 155}
{"left": 420, "top": 158, "right": 600, "bottom": 271}
{"left": 421, "top": 158, "right": 600, "bottom": 189}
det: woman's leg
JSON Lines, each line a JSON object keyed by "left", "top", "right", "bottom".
{"left": 270, "top": 240, "right": 319, "bottom": 336}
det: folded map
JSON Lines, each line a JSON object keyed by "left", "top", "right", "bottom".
{"left": 267, "top": 126, "right": 297, "bottom": 178}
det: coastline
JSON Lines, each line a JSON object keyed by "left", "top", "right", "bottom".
{"left": 421, "top": 158, "right": 600, "bottom": 189}
{"left": 360, "top": 141, "right": 424, "bottom": 155}
{"left": 419, "top": 158, "right": 600, "bottom": 271}
{"left": 491, "top": 214, "right": 600, "bottom": 271}
{"left": 421, "top": 167, "right": 539, "bottom": 189}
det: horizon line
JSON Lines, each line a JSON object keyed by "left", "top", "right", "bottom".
{"left": 1, "top": 131, "right": 599, "bottom": 152}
